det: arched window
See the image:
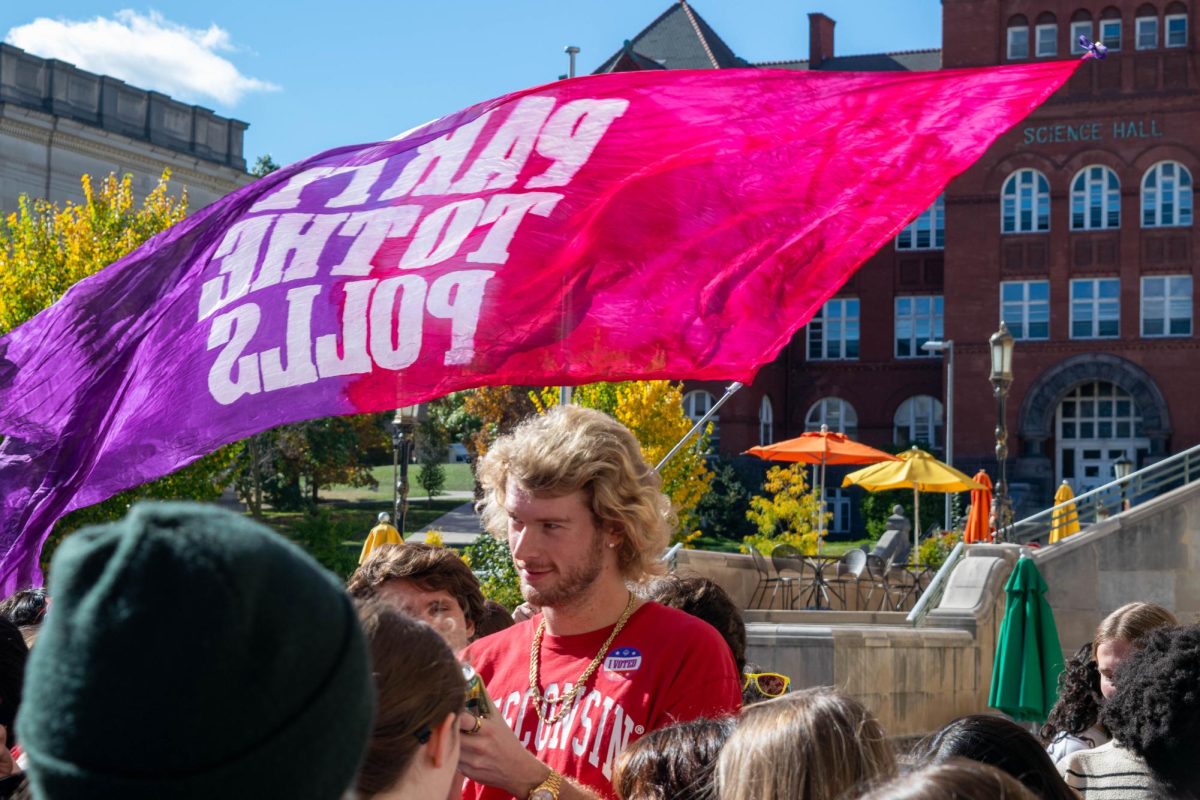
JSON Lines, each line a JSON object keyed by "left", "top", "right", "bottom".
{"left": 683, "top": 390, "right": 719, "bottom": 448}
{"left": 759, "top": 395, "right": 774, "bottom": 445}
{"left": 1142, "top": 161, "right": 1194, "bottom": 227}
{"left": 1166, "top": 2, "right": 1188, "bottom": 46}
{"left": 1036, "top": 12, "right": 1059, "bottom": 56}
{"left": 805, "top": 398, "right": 858, "bottom": 438}
{"left": 1071, "top": 10, "right": 1094, "bottom": 53}
{"left": 896, "top": 194, "right": 944, "bottom": 250}
{"left": 1136, "top": 3, "right": 1160, "bottom": 49}
{"left": 1007, "top": 14, "right": 1031, "bottom": 59}
{"left": 1100, "top": 6, "right": 1124, "bottom": 50}
{"left": 1002, "top": 169, "right": 1051, "bottom": 233}
{"left": 1071, "top": 166, "right": 1121, "bottom": 229}
{"left": 894, "top": 395, "right": 944, "bottom": 450}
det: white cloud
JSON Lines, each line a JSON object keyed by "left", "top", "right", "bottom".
{"left": 5, "top": 10, "right": 279, "bottom": 107}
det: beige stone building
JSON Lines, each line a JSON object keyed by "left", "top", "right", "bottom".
{"left": 0, "top": 43, "right": 253, "bottom": 214}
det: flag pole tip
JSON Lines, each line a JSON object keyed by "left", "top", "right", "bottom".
{"left": 1078, "top": 35, "right": 1108, "bottom": 60}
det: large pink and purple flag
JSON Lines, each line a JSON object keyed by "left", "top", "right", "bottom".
{"left": 0, "top": 60, "right": 1081, "bottom": 589}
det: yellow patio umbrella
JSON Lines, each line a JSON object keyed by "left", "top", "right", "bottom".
{"left": 842, "top": 446, "right": 985, "bottom": 560}
{"left": 1049, "top": 480, "right": 1081, "bottom": 544}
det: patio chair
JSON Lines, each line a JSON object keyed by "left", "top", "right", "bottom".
{"left": 826, "top": 549, "right": 867, "bottom": 610}
{"left": 747, "top": 547, "right": 781, "bottom": 609}
{"left": 885, "top": 563, "right": 922, "bottom": 611}
{"left": 862, "top": 554, "right": 893, "bottom": 611}
{"left": 770, "top": 544, "right": 808, "bottom": 609}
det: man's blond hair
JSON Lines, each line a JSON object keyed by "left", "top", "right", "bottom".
{"left": 477, "top": 405, "right": 675, "bottom": 581}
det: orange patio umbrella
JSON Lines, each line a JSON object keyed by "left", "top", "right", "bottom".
{"left": 745, "top": 425, "right": 899, "bottom": 552}
{"left": 1049, "top": 481, "right": 1081, "bottom": 543}
{"left": 963, "top": 470, "right": 994, "bottom": 544}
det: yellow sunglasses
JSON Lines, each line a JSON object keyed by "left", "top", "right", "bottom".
{"left": 742, "top": 671, "right": 791, "bottom": 697}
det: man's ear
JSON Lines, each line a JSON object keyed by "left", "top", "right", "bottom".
{"left": 427, "top": 711, "right": 458, "bottom": 769}
{"left": 464, "top": 617, "right": 476, "bottom": 641}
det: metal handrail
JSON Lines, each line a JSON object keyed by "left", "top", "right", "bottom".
{"left": 907, "top": 541, "right": 966, "bottom": 627}
{"left": 1010, "top": 442, "right": 1200, "bottom": 545}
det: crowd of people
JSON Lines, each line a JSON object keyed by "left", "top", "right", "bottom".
{"left": 0, "top": 405, "right": 1194, "bottom": 799}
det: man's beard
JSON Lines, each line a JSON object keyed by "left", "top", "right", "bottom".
{"left": 520, "top": 530, "right": 606, "bottom": 609}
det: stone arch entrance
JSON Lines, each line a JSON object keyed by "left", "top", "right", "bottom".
{"left": 1015, "top": 354, "right": 1171, "bottom": 501}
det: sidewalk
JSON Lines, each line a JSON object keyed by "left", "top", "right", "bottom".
{"left": 409, "top": 500, "right": 485, "bottom": 547}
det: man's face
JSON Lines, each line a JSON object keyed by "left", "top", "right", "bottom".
{"left": 504, "top": 484, "right": 614, "bottom": 609}
{"left": 1097, "top": 638, "right": 1133, "bottom": 699}
{"left": 375, "top": 579, "right": 475, "bottom": 653}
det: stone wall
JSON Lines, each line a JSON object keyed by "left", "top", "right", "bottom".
{"left": 673, "top": 546, "right": 1018, "bottom": 737}
{"left": 0, "top": 44, "right": 253, "bottom": 213}
{"left": 1033, "top": 478, "right": 1200, "bottom": 654}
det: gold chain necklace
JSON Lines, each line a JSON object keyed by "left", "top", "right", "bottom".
{"left": 528, "top": 593, "right": 638, "bottom": 726}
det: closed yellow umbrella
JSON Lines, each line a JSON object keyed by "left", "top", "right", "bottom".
{"left": 1049, "top": 481, "right": 1081, "bottom": 543}
{"left": 842, "top": 447, "right": 984, "bottom": 560}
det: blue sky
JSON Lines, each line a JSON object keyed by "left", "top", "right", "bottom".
{"left": 1, "top": 2, "right": 943, "bottom": 169}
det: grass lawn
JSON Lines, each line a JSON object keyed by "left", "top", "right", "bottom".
{"left": 259, "top": 498, "right": 466, "bottom": 545}
{"left": 322, "top": 462, "right": 475, "bottom": 502}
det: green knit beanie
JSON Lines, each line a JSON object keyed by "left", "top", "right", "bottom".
{"left": 17, "top": 502, "right": 374, "bottom": 800}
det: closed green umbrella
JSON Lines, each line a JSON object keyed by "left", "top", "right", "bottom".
{"left": 988, "top": 557, "right": 1064, "bottom": 723}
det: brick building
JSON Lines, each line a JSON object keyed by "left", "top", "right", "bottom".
{"left": 599, "top": 1, "right": 1199, "bottom": 527}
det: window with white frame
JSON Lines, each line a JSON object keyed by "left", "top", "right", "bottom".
{"left": 894, "top": 395, "right": 944, "bottom": 450}
{"left": 1002, "top": 169, "right": 1051, "bottom": 233}
{"left": 807, "top": 298, "right": 860, "bottom": 360}
{"left": 1142, "top": 161, "right": 1194, "bottom": 228}
{"left": 896, "top": 194, "right": 944, "bottom": 250}
{"left": 895, "top": 296, "right": 944, "bottom": 358}
{"left": 1166, "top": 12, "right": 1188, "bottom": 46}
{"left": 1001, "top": 281, "right": 1050, "bottom": 340}
{"left": 1071, "top": 165, "right": 1121, "bottom": 230}
{"left": 1071, "top": 278, "right": 1120, "bottom": 339}
{"left": 1137, "top": 14, "right": 1159, "bottom": 48}
{"left": 1141, "top": 275, "right": 1193, "bottom": 336}
{"left": 759, "top": 395, "right": 775, "bottom": 445}
{"left": 825, "top": 488, "right": 852, "bottom": 534}
{"left": 805, "top": 398, "right": 858, "bottom": 438}
{"left": 1100, "top": 17, "right": 1123, "bottom": 49}
{"left": 1008, "top": 22, "right": 1031, "bottom": 59}
{"left": 1036, "top": 22, "right": 1059, "bottom": 56}
{"left": 683, "top": 390, "right": 719, "bottom": 448}
{"left": 1071, "top": 19, "right": 1093, "bottom": 53}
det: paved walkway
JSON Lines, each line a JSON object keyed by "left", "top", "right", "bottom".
{"left": 409, "top": 500, "right": 485, "bottom": 547}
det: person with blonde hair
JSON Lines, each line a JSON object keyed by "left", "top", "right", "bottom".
{"left": 458, "top": 405, "right": 742, "bottom": 800}
{"left": 715, "top": 688, "right": 895, "bottom": 800}
{"left": 857, "top": 760, "right": 1039, "bottom": 800}
{"left": 1044, "top": 601, "right": 1177, "bottom": 766}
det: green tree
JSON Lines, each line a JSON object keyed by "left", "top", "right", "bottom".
{"left": 417, "top": 413, "right": 448, "bottom": 506}
{"left": 743, "top": 464, "right": 831, "bottom": 556}
{"left": 464, "top": 533, "right": 523, "bottom": 610}
{"left": 695, "top": 457, "right": 760, "bottom": 540}
{"left": 251, "top": 154, "right": 281, "bottom": 177}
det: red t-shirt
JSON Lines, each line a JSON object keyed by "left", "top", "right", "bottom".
{"left": 460, "top": 601, "right": 742, "bottom": 800}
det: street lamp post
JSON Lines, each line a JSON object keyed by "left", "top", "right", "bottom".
{"left": 989, "top": 322, "right": 1016, "bottom": 542}
{"left": 1113, "top": 455, "right": 1134, "bottom": 511}
{"left": 392, "top": 406, "right": 419, "bottom": 538}
{"left": 921, "top": 339, "right": 955, "bottom": 531}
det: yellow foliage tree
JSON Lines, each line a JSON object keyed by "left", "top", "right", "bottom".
{"left": 0, "top": 172, "right": 187, "bottom": 334}
{"left": 743, "top": 464, "right": 831, "bottom": 556}
{"left": 0, "top": 172, "right": 239, "bottom": 564}
{"left": 533, "top": 381, "right": 713, "bottom": 547}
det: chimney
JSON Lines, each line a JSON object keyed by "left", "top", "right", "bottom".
{"left": 808, "top": 12, "right": 836, "bottom": 67}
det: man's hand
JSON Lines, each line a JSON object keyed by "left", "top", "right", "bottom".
{"left": 457, "top": 712, "right": 599, "bottom": 800}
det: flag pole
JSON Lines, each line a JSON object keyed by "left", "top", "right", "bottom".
{"left": 655, "top": 382, "right": 743, "bottom": 472}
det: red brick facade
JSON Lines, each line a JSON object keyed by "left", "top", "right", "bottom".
{"left": 677, "top": 1, "right": 1199, "bottom": 514}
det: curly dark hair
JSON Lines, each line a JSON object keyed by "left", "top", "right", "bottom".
{"left": 1040, "top": 642, "right": 1103, "bottom": 743}
{"left": 1101, "top": 624, "right": 1200, "bottom": 799}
